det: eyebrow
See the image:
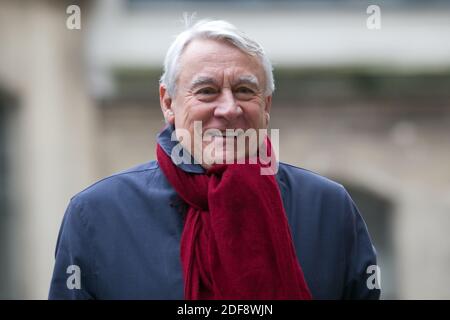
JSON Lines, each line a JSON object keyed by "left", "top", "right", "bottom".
{"left": 190, "top": 75, "right": 260, "bottom": 90}
{"left": 234, "top": 75, "right": 260, "bottom": 88}
{"left": 190, "top": 77, "right": 219, "bottom": 90}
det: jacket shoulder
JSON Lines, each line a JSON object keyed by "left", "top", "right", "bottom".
{"left": 70, "top": 160, "right": 160, "bottom": 206}
{"left": 278, "top": 162, "right": 347, "bottom": 196}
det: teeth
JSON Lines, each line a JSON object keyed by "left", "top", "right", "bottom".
{"left": 223, "top": 132, "right": 238, "bottom": 137}
{"left": 208, "top": 131, "right": 241, "bottom": 137}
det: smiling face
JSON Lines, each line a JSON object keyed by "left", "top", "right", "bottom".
{"left": 160, "top": 38, "right": 272, "bottom": 168}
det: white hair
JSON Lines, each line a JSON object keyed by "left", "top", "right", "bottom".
{"left": 160, "top": 19, "right": 275, "bottom": 97}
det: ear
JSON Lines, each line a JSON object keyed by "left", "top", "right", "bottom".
{"left": 264, "top": 95, "right": 272, "bottom": 113}
{"left": 159, "top": 84, "right": 174, "bottom": 125}
{"left": 264, "top": 95, "right": 272, "bottom": 114}
{"left": 264, "top": 95, "right": 272, "bottom": 127}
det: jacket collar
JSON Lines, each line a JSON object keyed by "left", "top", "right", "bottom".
{"left": 157, "top": 124, "right": 205, "bottom": 174}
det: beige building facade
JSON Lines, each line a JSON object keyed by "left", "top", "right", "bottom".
{"left": 0, "top": 0, "right": 449, "bottom": 299}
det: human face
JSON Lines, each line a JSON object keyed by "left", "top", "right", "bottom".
{"left": 160, "top": 38, "right": 272, "bottom": 168}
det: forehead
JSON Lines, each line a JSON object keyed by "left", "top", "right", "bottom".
{"left": 177, "top": 38, "right": 265, "bottom": 85}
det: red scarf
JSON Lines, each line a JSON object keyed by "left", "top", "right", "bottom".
{"left": 156, "top": 138, "right": 312, "bottom": 300}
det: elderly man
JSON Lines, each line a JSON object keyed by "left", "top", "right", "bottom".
{"left": 49, "top": 20, "right": 380, "bottom": 300}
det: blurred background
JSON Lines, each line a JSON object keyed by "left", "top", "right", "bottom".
{"left": 1, "top": 0, "right": 450, "bottom": 299}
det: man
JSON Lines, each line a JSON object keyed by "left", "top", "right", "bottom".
{"left": 49, "top": 20, "right": 380, "bottom": 299}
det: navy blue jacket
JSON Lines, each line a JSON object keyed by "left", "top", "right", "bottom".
{"left": 49, "top": 125, "right": 380, "bottom": 299}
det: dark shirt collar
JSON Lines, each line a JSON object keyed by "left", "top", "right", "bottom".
{"left": 157, "top": 124, "right": 206, "bottom": 174}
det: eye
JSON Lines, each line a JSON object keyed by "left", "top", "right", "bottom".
{"left": 195, "top": 87, "right": 218, "bottom": 95}
{"left": 236, "top": 87, "right": 254, "bottom": 94}
{"left": 234, "top": 86, "right": 255, "bottom": 100}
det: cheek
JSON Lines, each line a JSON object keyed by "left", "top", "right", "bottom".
{"left": 242, "top": 102, "right": 265, "bottom": 126}
{"left": 174, "top": 97, "right": 208, "bottom": 122}
{"left": 188, "top": 102, "right": 216, "bottom": 121}
{"left": 175, "top": 102, "right": 216, "bottom": 136}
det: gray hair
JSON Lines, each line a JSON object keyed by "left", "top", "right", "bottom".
{"left": 159, "top": 19, "right": 275, "bottom": 97}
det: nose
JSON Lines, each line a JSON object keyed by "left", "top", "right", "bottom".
{"left": 213, "top": 89, "right": 242, "bottom": 122}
